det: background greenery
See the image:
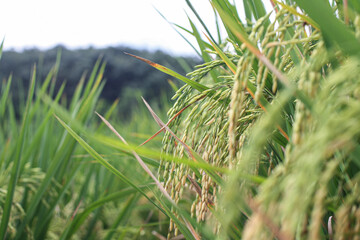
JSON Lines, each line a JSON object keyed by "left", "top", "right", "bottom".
{"left": 0, "top": 46, "right": 200, "bottom": 117}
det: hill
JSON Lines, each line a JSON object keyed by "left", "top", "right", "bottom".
{"left": 0, "top": 45, "right": 200, "bottom": 116}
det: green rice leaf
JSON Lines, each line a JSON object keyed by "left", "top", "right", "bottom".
{"left": 295, "top": 0, "right": 360, "bottom": 56}
{"left": 186, "top": 16, "right": 220, "bottom": 82}
{"left": 0, "top": 39, "right": 4, "bottom": 60}
{"left": 155, "top": 7, "right": 202, "bottom": 57}
{"left": 125, "top": 52, "right": 209, "bottom": 92}
{"left": 0, "top": 66, "right": 36, "bottom": 239}
{"left": 0, "top": 74, "right": 12, "bottom": 117}
{"left": 61, "top": 189, "right": 141, "bottom": 240}
{"left": 54, "top": 115, "right": 166, "bottom": 214}
{"left": 273, "top": 0, "right": 319, "bottom": 30}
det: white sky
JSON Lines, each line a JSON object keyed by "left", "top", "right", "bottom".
{"left": 0, "top": 0, "right": 227, "bottom": 56}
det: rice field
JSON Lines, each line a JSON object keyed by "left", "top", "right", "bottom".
{"left": 1, "top": 0, "right": 360, "bottom": 239}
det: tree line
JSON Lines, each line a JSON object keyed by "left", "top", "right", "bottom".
{"left": 0, "top": 45, "right": 200, "bottom": 116}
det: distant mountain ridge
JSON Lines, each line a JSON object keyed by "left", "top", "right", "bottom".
{"left": 0, "top": 45, "right": 201, "bottom": 115}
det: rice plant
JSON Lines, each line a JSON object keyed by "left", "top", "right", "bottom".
{"left": 118, "top": 0, "right": 360, "bottom": 239}
{"left": 0, "top": 46, "right": 172, "bottom": 239}
{"left": 4, "top": 0, "right": 360, "bottom": 239}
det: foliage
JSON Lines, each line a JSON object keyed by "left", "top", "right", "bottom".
{"left": 2, "top": 0, "right": 360, "bottom": 239}
{"left": 0, "top": 49, "right": 171, "bottom": 239}
{"left": 0, "top": 46, "right": 200, "bottom": 118}
{"left": 150, "top": 0, "right": 360, "bottom": 239}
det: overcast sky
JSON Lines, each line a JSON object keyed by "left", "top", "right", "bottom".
{"left": 0, "top": 0, "right": 227, "bottom": 56}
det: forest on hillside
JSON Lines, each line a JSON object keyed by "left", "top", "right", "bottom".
{"left": 0, "top": 46, "right": 200, "bottom": 117}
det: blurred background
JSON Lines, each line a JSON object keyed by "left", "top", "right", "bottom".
{"left": 0, "top": 0, "right": 225, "bottom": 119}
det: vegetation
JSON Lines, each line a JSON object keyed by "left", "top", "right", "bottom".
{"left": 1, "top": 0, "right": 360, "bottom": 239}
{"left": 0, "top": 52, "right": 174, "bottom": 239}
{"left": 0, "top": 46, "right": 199, "bottom": 117}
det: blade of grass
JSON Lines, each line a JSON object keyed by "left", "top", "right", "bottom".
{"left": 213, "top": 8, "right": 222, "bottom": 44}
{"left": 34, "top": 164, "right": 81, "bottom": 239}
{"left": 54, "top": 115, "right": 166, "bottom": 213}
{"left": 104, "top": 194, "right": 140, "bottom": 240}
{"left": 78, "top": 62, "right": 106, "bottom": 118}
{"left": 154, "top": 7, "right": 202, "bottom": 57}
{"left": 185, "top": 0, "right": 217, "bottom": 44}
{"left": 94, "top": 135, "right": 234, "bottom": 175}
{"left": 82, "top": 57, "right": 102, "bottom": 100}
{"left": 0, "top": 65, "right": 36, "bottom": 239}
{"left": 61, "top": 189, "right": 142, "bottom": 240}
{"left": 243, "top": 0, "right": 253, "bottom": 23}
{"left": 273, "top": 0, "right": 319, "bottom": 30}
{"left": 95, "top": 112, "right": 173, "bottom": 203}
{"left": 245, "top": 0, "right": 269, "bottom": 27}
{"left": 211, "top": 0, "right": 248, "bottom": 47}
{"left": 97, "top": 98, "right": 120, "bottom": 132}
{"left": 0, "top": 74, "right": 12, "bottom": 117}
{"left": 21, "top": 81, "right": 66, "bottom": 170}
{"left": 69, "top": 72, "right": 86, "bottom": 112}
{"left": 14, "top": 63, "right": 127, "bottom": 237}
{"left": 172, "top": 23, "right": 214, "bottom": 50}
{"left": 14, "top": 133, "right": 79, "bottom": 239}
{"left": 0, "top": 39, "right": 4, "bottom": 60}
{"left": 295, "top": 0, "right": 360, "bottom": 55}
{"left": 124, "top": 53, "right": 209, "bottom": 92}
{"left": 187, "top": 15, "right": 220, "bottom": 83}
